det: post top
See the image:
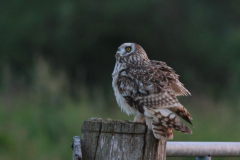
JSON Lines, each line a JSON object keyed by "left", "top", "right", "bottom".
{"left": 82, "top": 117, "right": 147, "bottom": 134}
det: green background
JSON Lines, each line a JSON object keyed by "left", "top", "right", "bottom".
{"left": 1, "top": 0, "right": 240, "bottom": 159}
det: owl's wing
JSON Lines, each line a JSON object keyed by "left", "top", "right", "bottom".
{"left": 117, "top": 63, "right": 170, "bottom": 110}
{"left": 117, "top": 64, "right": 192, "bottom": 136}
{"left": 150, "top": 60, "right": 191, "bottom": 96}
{"left": 118, "top": 62, "right": 190, "bottom": 109}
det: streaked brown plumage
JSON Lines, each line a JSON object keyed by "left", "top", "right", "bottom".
{"left": 112, "top": 43, "right": 193, "bottom": 139}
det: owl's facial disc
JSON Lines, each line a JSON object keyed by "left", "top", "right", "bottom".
{"left": 116, "top": 43, "right": 135, "bottom": 57}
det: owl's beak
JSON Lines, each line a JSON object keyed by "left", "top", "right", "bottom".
{"left": 116, "top": 48, "right": 121, "bottom": 54}
{"left": 115, "top": 48, "right": 121, "bottom": 57}
{"left": 115, "top": 53, "right": 120, "bottom": 58}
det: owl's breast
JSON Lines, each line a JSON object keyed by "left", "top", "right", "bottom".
{"left": 112, "top": 70, "right": 137, "bottom": 116}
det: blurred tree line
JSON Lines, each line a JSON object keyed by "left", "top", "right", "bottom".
{"left": 1, "top": 1, "right": 240, "bottom": 160}
{"left": 1, "top": 0, "right": 240, "bottom": 98}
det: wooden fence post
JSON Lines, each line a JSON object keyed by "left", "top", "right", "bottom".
{"left": 72, "top": 136, "right": 82, "bottom": 160}
{"left": 79, "top": 117, "right": 166, "bottom": 160}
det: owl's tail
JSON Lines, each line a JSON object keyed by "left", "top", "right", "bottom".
{"left": 169, "top": 104, "right": 193, "bottom": 126}
{"left": 146, "top": 117, "right": 172, "bottom": 139}
{"left": 152, "top": 123, "right": 173, "bottom": 139}
{"left": 144, "top": 107, "right": 192, "bottom": 139}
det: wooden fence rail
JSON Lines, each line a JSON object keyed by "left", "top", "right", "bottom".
{"left": 71, "top": 118, "right": 240, "bottom": 160}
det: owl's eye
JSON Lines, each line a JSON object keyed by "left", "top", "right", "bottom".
{"left": 125, "top": 47, "right": 131, "bottom": 52}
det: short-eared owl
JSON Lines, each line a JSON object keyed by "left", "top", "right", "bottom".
{"left": 112, "top": 43, "right": 193, "bottom": 139}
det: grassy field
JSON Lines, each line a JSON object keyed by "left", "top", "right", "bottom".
{"left": 0, "top": 60, "right": 240, "bottom": 160}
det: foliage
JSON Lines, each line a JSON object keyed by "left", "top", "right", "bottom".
{"left": 1, "top": 1, "right": 240, "bottom": 159}
{"left": 0, "top": 58, "right": 240, "bottom": 159}
{"left": 1, "top": 0, "right": 240, "bottom": 96}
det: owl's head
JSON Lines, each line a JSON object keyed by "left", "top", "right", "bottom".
{"left": 116, "top": 43, "right": 149, "bottom": 62}
{"left": 116, "top": 43, "right": 136, "bottom": 56}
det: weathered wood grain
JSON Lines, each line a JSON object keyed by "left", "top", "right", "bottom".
{"left": 79, "top": 118, "right": 166, "bottom": 160}
{"left": 72, "top": 136, "right": 82, "bottom": 160}
{"left": 143, "top": 129, "right": 159, "bottom": 160}
{"left": 156, "top": 139, "right": 167, "bottom": 160}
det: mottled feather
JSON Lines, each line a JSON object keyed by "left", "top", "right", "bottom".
{"left": 112, "top": 43, "right": 193, "bottom": 139}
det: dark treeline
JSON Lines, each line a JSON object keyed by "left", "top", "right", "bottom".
{"left": 1, "top": 1, "right": 240, "bottom": 160}
{"left": 1, "top": 0, "right": 240, "bottom": 97}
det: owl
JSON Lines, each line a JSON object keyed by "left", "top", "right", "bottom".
{"left": 112, "top": 43, "right": 193, "bottom": 139}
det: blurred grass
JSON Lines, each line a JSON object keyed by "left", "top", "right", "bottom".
{"left": 0, "top": 58, "right": 240, "bottom": 160}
